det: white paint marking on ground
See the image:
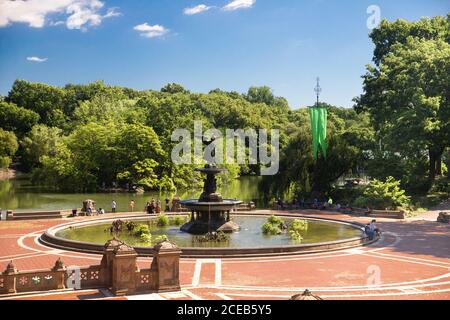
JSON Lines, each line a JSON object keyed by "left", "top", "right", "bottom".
{"left": 209, "top": 276, "right": 450, "bottom": 292}
{"left": 361, "top": 251, "right": 450, "bottom": 269}
{"left": 369, "top": 250, "right": 450, "bottom": 267}
{"left": 161, "top": 292, "right": 187, "bottom": 299}
{"left": 191, "top": 259, "right": 221, "bottom": 287}
{"left": 0, "top": 252, "right": 53, "bottom": 262}
{"left": 182, "top": 290, "right": 203, "bottom": 300}
{"left": 344, "top": 248, "right": 364, "bottom": 255}
{"left": 215, "top": 293, "right": 233, "bottom": 300}
{"left": 126, "top": 293, "right": 166, "bottom": 300}
{"left": 191, "top": 260, "right": 203, "bottom": 287}
{"left": 399, "top": 287, "right": 422, "bottom": 294}
{"left": 0, "top": 234, "right": 30, "bottom": 238}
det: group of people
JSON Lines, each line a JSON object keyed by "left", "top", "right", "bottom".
{"left": 112, "top": 199, "right": 163, "bottom": 214}
{"left": 77, "top": 198, "right": 173, "bottom": 216}
{"left": 144, "top": 199, "right": 161, "bottom": 215}
{"left": 276, "top": 197, "right": 339, "bottom": 210}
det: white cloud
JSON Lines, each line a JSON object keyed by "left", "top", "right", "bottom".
{"left": 134, "top": 23, "right": 169, "bottom": 38}
{"left": 104, "top": 7, "right": 121, "bottom": 19}
{"left": 184, "top": 4, "right": 212, "bottom": 15}
{"left": 65, "top": 0, "right": 103, "bottom": 30}
{"left": 27, "top": 56, "right": 48, "bottom": 63}
{"left": 50, "top": 20, "right": 65, "bottom": 26}
{"left": 223, "top": 0, "right": 255, "bottom": 11}
{"left": 0, "top": 0, "right": 120, "bottom": 30}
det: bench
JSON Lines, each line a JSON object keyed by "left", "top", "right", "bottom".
{"left": 9, "top": 210, "right": 71, "bottom": 221}
{"left": 369, "top": 210, "right": 405, "bottom": 219}
{"left": 351, "top": 207, "right": 371, "bottom": 215}
{"left": 236, "top": 202, "right": 256, "bottom": 211}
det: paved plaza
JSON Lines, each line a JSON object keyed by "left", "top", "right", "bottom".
{"left": 1, "top": 210, "right": 449, "bottom": 300}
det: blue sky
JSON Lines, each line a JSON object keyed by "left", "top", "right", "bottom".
{"left": 0, "top": 0, "right": 448, "bottom": 108}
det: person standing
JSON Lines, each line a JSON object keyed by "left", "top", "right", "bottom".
{"left": 165, "top": 198, "right": 170, "bottom": 212}
{"left": 155, "top": 199, "right": 161, "bottom": 215}
{"left": 111, "top": 200, "right": 117, "bottom": 213}
{"left": 129, "top": 200, "right": 135, "bottom": 212}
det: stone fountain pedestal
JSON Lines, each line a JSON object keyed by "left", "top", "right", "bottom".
{"left": 180, "top": 164, "right": 242, "bottom": 235}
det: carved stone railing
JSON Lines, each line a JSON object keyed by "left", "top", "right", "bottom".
{"left": 0, "top": 239, "right": 181, "bottom": 297}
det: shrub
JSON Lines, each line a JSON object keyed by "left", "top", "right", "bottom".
{"left": 0, "top": 156, "right": 11, "bottom": 169}
{"left": 194, "top": 232, "right": 230, "bottom": 243}
{"left": 289, "top": 219, "right": 308, "bottom": 232}
{"left": 267, "top": 215, "right": 284, "bottom": 225}
{"left": 171, "top": 216, "right": 187, "bottom": 226}
{"left": 262, "top": 222, "right": 282, "bottom": 235}
{"left": 289, "top": 230, "right": 303, "bottom": 242}
{"left": 287, "top": 219, "right": 308, "bottom": 242}
{"left": 262, "top": 215, "right": 287, "bottom": 235}
{"left": 139, "top": 233, "right": 152, "bottom": 243}
{"left": 133, "top": 224, "right": 152, "bottom": 243}
{"left": 352, "top": 196, "right": 369, "bottom": 208}
{"left": 362, "top": 176, "right": 410, "bottom": 209}
{"left": 157, "top": 214, "right": 170, "bottom": 227}
{"left": 155, "top": 235, "right": 168, "bottom": 243}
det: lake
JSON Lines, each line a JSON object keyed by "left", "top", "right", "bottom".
{"left": 0, "top": 174, "right": 264, "bottom": 213}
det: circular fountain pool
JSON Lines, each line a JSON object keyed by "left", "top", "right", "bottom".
{"left": 40, "top": 214, "right": 372, "bottom": 258}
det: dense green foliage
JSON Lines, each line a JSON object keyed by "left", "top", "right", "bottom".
{"left": 133, "top": 224, "right": 152, "bottom": 243}
{"left": 156, "top": 214, "right": 170, "bottom": 227}
{"left": 0, "top": 129, "right": 19, "bottom": 168}
{"left": 288, "top": 219, "right": 309, "bottom": 242}
{"left": 262, "top": 215, "right": 284, "bottom": 235}
{"left": 353, "top": 176, "right": 411, "bottom": 209}
{"left": 3, "top": 80, "right": 291, "bottom": 192}
{"left": 355, "top": 15, "right": 450, "bottom": 193}
{"left": 194, "top": 231, "right": 230, "bottom": 243}
{"left": 0, "top": 101, "right": 40, "bottom": 136}
{"left": 261, "top": 104, "right": 375, "bottom": 199}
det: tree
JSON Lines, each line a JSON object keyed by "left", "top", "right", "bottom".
{"left": 7, "top": 80, "right": 67, "bottom": 127}
{"left": 0, "top": 129, "right": 18, "bottom": 168}
{"left": 361, "top": 176, "right": 411, "bottom": 209}
{"left": 246, "top": 86, "right": 290, "bottom": 113}
{"left": 0, "top": 101, "right": 40, "bottom": 136}
{"left": 161, "top": 83, "right": 189, "bottom": 94}
{"left": 355, "top": 16, "right": 450, "bottom": 189}
{"left": 246, "top": 86, "right": 275, "bottom": 105}
{"left": 72, "top": 95, "right": 143, "bottom": 127}
{"left": 21, "top": 125, "right": 63, "bottom": 171}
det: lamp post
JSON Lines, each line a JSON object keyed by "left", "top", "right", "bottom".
{"left": 314, "top": 77, "right": 321, "bottom": 107}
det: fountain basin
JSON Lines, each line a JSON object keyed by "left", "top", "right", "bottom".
{"left": 39, "top": 213, "right": 377, "bottom": 258}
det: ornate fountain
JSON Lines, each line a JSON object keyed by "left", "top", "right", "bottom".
{"left": 180, "top": 164, "right": 243, "bottom": 235}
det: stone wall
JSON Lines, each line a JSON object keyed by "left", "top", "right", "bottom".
{"left": 0, "top": 239, "right": 181, "bottom": 297}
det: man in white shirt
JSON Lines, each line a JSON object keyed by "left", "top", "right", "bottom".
{"left": 111, "top": 200, "right": 117, "bottom": 213}
{"left": 370, "top": 219, "right": 381, "bottom": 237}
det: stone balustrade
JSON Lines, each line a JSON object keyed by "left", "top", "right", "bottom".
{"left": 0, "top": 239, "right": 181, "bottom": 296}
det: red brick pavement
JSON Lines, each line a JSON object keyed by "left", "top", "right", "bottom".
{"left": 0, "top": 211, "right": 449, "bottom": 300}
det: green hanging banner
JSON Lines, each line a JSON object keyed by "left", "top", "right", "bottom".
{"left": 309, "top": 107, "right": 327, "bottom": 160}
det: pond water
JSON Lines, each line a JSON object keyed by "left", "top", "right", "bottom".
{"left": 56, "top": 216, "right": 363, "bottom": 248}
{"left": 0, "top": 175, "right": 264, "bottom": 213}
